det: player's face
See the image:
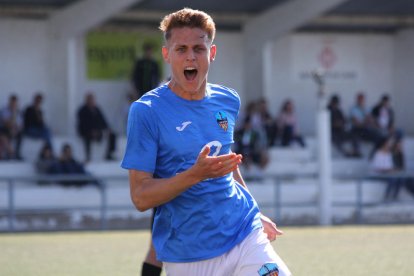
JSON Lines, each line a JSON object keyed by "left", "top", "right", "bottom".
{"left": 162, "top": 27, "right": 216, "bottom": 100}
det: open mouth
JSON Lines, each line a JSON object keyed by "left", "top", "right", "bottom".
{"left": 184, "top": 67, "right": 197, "bottom": 81}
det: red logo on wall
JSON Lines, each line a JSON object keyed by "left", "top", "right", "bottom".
{"left": 318, "top": 45, "right": 336, "bottom": 70}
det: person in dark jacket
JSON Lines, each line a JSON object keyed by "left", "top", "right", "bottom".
{"left": 371, "top": 94, "right": 395, "bottom": 136}
{"left": 327, "top": 94, "right": 361, "bottom": 157}
{"left": 23, "top": 93, "right": 52, "bottom": 146}
{"left": 371, "top": 94, "right": 404, "bottom": 141}
{"left": 77, "top": 92, "right": 116, "bottom": 162}
{"left": 131, "top": 43, "right": 160, "bottom": 98}
{"left": 57, "top": 143, "right": 94, "bottom": 187}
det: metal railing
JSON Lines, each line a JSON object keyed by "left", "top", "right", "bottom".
{"left": 1, "top": 172, "right": 413, "bottom": 232}
{"left": 0, "top": 174, "right": 131, "bottom": 232}
{"left": 253, "top": 171, "right": 414, "bottom": 224}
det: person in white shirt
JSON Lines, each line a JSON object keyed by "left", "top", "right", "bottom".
{"left": 370, "top": 137, "right": 403, "bottom": 201}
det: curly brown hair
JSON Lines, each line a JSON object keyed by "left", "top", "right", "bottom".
{"left": 159, "top": 8, "right": 216, "bottom": 42}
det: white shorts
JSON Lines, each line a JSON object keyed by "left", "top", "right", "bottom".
{"left": 164, "top": 228, "right": 291, "bottom": 276}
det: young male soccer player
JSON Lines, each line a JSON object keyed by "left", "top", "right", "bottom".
{"left": 121, "top": 8, "right": 291, "bottom": 276}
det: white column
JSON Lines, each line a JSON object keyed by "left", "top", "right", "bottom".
{"left": 67, "top": 38, "right": 78, "bottom": 136}
{"left": 317, "top": 106, "right": 332, "bottom": 225}
{"left": 45, "top": 0, "right": 142, "bottom": 135}
{"left": 314, "top": 73, "right": 332, "bottom": 225}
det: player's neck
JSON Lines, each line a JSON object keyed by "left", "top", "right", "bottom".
{"left": 168, "top": 80, "right": 207, "bottom": 101}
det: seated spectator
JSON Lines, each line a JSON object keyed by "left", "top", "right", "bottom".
{"left": 0, "top": 94, "right": 23, "bottom": 159}
{"left": 392, "top": 138, "right": 414, "bottom": 198}
{"left": 277, "top": 99, "right": 305, "bottom": 147}
{"left": 327, "top": 94, "right": 361, "bottom": 157}
{"left": 239, "top": 101, "right": 262, "bottom": 128}
{"left": 23, "top": 93, "right": 52, "bottom": 146}
{"left": 36, "top": 143, "right": 61, "bottom": 174}
{"left": 371, "top": 94, "right": 403, "bottom": 139}
{"left": 0, "top": 132, "right": 13, "bottom": 160}
{"left": 77, "top": 92, "right": 117, "bottom": 162}
{"left": 257, "top": 98, "right": 278, "bottom": 147}
{"left": 349, "top": 92, "right": 384, "bottom": 149}
{"left": 57, "top": 143, "right": 95, "bottom": 187}
{"left": 35, "top": 143, "right": 61, "bottom": 185}
{"left": 238, "top": 99, "right": 274, "bottom": 147}
{"left": 392, "top": 138, "right": 405, "bottom": 171}
{"left": 58, "top": 143, "right": 85, "bottom": 174}
{"left": 36, "top": 143, "right": 96, "bottom": 187}
{"left": 369, "top": 137, "right": 404, "bottom": 201}
{"left": 234, "top": 116, "right": 269, "bottom": 177}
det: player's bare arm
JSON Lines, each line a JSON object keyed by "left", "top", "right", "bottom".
{"left": 130, "top": 146, "right": 242, "bottom": 211}
{"left": 233, "top": 164, "right": 283, "bottom": 241}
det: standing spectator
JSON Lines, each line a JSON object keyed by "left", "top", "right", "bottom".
{"left": 23, "top": 93, "right": 52, "bottom": 146}
{"left": 349, "top": 92, "right": 384, "bottom": 147}
{"left": 131, "top": 43, "right": 160, "bottom": 98}
{"left": 277, "top": 99, "right": 305, "bottom": 147}
{"left": 77, "top": 92, "right": 117, "bottom": 162}
{"left": 327, "top": 94, "right": 361, "bottom": 157}
{"left": 0, "top": 94, "right": 23, "bottom": 159}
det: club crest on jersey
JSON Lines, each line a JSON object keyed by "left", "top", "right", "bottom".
{"left": 215, "top": 111, "right": 228, "bottom": 131}
{"left": 258, "top": 263, "right": 279, "bottom": 276}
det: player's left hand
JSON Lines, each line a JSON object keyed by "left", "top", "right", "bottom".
{"left": 260, "top": 214, "right": 283, "bottom": 242}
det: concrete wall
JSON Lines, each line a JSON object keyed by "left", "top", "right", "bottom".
{"left": 0, "top": 18, "right": 51, "bottom": 122}
{"left": 394, "top": 29, "right": 414, "bottom": 135}
{"left": 265, "top": 33, "right": 396, "bottom": 135}
{"left": 209, "top": 32, "right": 244, "bottom": 101}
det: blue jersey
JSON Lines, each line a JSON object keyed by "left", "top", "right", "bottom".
{"left": 121, "top": 83, "right": 262, "bottom": 262}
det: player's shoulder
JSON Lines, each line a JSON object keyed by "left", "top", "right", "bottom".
{"left": 134, "top": 85, "right": 167, "bottom": 107}
{"left": 129, "top": 86, "right": 168, "bottom": 119}
{"left": 207, "top": 83, "right": 240, "bottom": 101}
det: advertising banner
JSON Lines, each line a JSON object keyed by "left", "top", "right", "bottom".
{"left": 86, "top": 31, "right": 163, "bottom": 80}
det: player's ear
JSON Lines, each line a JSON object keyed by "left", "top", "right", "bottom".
{"left": 210, "top": 44, "right": 216, "bottom": 62}
{"left": 162, "top": 46, "right": 170, "bottom": 63}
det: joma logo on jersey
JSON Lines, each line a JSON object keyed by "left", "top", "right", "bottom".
{"left": 215, "top": 111, "right": 228, "bottom": 131}
{"left": 176, "top": 121, "right": 192, "bottom": 131}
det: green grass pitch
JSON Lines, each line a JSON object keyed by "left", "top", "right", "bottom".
{"left": 1, "top": 225, "right": 413, "bottom": 275}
